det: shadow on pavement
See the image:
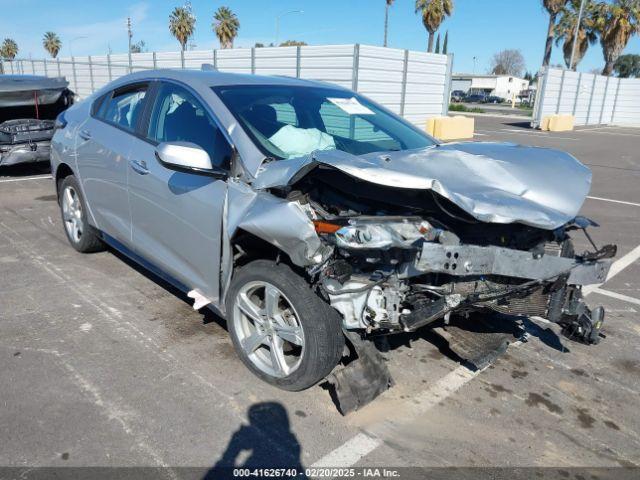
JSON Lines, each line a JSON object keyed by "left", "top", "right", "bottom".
{"left": 205, "top": 402, "right": 306, "bottom": 479}
{"left": 0, "top": 162, "right": 51, "bottom": 177}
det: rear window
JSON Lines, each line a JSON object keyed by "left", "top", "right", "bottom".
{"left": 96, "top": 84, "right": 148, "bottom": 132}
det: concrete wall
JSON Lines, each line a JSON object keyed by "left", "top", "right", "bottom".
{"left": 532, "top": 67, "right": 640, "bottom": 127}
{"left": 1, "top": 44, "right": 454, "bottom": 128}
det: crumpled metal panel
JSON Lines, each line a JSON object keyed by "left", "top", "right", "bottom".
{"left": 225, "top": 180, "right": 322, "bottom": 267}
{"left": 252, "top": 142, "right": 592, "bottom": 230}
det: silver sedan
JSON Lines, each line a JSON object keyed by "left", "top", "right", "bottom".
{"left": 51, "top": 69, "right": 612, "bottom": 407}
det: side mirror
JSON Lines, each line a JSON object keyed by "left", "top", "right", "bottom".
{"left": 155, "top": 141, "right": 226, "bottom": 177}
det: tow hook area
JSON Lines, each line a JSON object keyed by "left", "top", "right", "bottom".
{"left": 326, "top": 331, "right": 394, "bottom": 415}
{"left": 562, "top": 305, "right": 605, "bottom": 345}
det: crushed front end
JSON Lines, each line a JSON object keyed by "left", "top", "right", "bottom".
{"left": 299, "top": 172, "right": 614, "bottom": 346}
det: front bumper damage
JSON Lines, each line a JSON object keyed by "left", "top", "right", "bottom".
{"left": 320, "top": 229, "right": 614, "bottom": 414}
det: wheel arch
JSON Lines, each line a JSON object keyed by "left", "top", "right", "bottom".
{"left": 54, "top": 163, "right": 75, "bottom": 195}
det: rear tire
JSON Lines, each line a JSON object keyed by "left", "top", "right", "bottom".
{"left": 58, "top": 175, "right": 105, "bottom": 253}
{"left": 226, "top": 259, "right": 344, "bottom": 391}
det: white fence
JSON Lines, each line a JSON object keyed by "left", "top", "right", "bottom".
{"left": 532, "top": 67, "right": 640, "bottom": 128}
{"left": 1, "top": 44, "right": 453, "bottom": 127}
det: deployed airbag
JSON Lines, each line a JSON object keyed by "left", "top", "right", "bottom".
{"left": 269, "top": 125, "right": 335, "bottom": 159}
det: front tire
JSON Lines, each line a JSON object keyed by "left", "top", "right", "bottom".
{"left": 58, "top": 175, "right": 105, "bottom": 253}
{"left": 226, "top": 260, "right": 344, "bottom": 391}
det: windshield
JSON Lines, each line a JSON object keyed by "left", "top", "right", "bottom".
{"left": 213, "top": 85, "right": 436, "bottom": 160}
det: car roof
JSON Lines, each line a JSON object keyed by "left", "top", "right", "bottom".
{"left": 119, "top": 68, "right": 348, "bottom": 91}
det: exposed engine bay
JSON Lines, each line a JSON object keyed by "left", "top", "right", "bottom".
{"left": 0, "top": 75, "right": 73, "bottom": 166}
{"left": 266, "top": 167, "right": 613, "bottom": 348}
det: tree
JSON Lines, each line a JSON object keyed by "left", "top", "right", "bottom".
{"left": 130, "top": 40, "right": 147, "bottom": 53}
{"left": 254, "top": 42, "right": 265, "bottom": 48}
{"left": 0, "top": 38, "right": 19, "bottom": 60}
{"left": 555, "top": 0, "right": 598, "bottom": 70}
{"left": 415, "top": 0, "right": 454, "bottom": 53}
{"left": 593, "top": 0, "right": 640, "bottom": 76}
{"left": 42, "top": 32, "right": 62, "bottom": 59}
{"left": 169, "top": 6, "right": 196, "bottom": 51}
{"left": 384, "top": 0, "right": 394, "bottom": 47}
{"left": 279, "top": 40, "right": 307, "bottom": 47}
{"left": 489, "top": 49, "right": 526, "bottom": 77}
{"left": 435, "top": 33, "right": 441, "bottom": 53}
{"left": 213, "top": 6, "right": 240, "bottom": 49}
{"left": 443, "top": 30, "right": 449, "bottom": 54}
{"left": 614, "top": 53, "right": 640, "bottom": 76}
{"left": 542, "top": 0, "right": 570, "bottom": 66}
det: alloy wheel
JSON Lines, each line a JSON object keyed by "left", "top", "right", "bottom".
{"left": 233, "top": 280, "right": 305, "bottom": 378}
{"left": 62, "top": 186, "right": 83, "bottom": 243}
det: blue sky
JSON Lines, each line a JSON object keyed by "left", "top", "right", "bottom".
{"left": 1, "top": 0, "right": 638, "bottom": 74}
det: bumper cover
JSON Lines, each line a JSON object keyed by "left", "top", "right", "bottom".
{"left": 0, "top": 141, "right": 51, "bottom": 166}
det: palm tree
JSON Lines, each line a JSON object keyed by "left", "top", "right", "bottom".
{"left": 169, "top": 6, "right": 196, "bottom": 51}
{"left": 0, "top": 38, "right": 18, "bottom": 59}
{"left": 42, "top": 32, "right": 62, "bottom": 58}
{"left": 415, "top": 0, "right": 454, "bottom": 53}
{"left": 213, "top": 6, "right": 240, "bottom": 49}
{"left": 542, "top": 0, "right": 569, "bottom": 66}
{"left": 593, "top": 0, "right": 640, "bottom": 76}
{"left": 384, "top": 0, "right": 394, "bottom": 47}
{"left": 555, "top": 0, "right": 598, "bottom": 70}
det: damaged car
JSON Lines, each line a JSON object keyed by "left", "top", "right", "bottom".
{"left": 50, "top": 70, "right": 615, "bottom": 411}
{"left": 0, "top": 75, "right": 74, "bottom": 167}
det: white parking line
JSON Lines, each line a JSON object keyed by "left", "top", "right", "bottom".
{"left": 311, "top": 364, "right": 485, "bottom": 468}
{"left": 0, "top": 175, "right": 52, "bottom": 183}
{"left": 575, "top": 129, "right": 640, "bottom": 137}
{"left": 311, "top": 433, "right": 382, "bottom": 468}
{"left": 592, "top": 288, "right": 640, "bottom": 307}
{"left": 584, "top": 244, "right": 640, "bottom": 295}
{"left": 586, "top": 196, "right": 640, "bottom": 207}
{"left": 475, "top": 129, "right": 579, "bottom": 141}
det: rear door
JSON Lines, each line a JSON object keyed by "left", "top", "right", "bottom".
{"left": 74, "top": 83, "right": 149, "bottom": 244}
{"left": 127, "top": 81, "right": 233, "bottom": 304}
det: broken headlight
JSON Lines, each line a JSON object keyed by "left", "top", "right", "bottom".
{"left": 334, "top": 220, "right": 434, "bottom": 250}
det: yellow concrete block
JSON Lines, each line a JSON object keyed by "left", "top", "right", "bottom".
{"left": 430, "top": 115, "right": 475, "bottom": 141}
{"left": 548, "top": 114, "right": 574, "bottom": 132}
{"left": 425, "top": 117, "right": 439, "bottom": 136}
{"left": 541, "top": 115, "right": 553, "bottom": 131}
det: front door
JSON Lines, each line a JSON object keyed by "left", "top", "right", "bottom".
{"left": 127, "top": 81, "right": 233, "bottom": 304}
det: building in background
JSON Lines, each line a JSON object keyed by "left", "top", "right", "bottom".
{"left": 451, "top": 74, "right": 530, "bottom": 101}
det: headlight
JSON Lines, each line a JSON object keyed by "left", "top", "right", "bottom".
{"left": 334, "top": 220, "right": 434, "bottom": 250}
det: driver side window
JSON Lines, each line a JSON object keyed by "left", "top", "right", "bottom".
{"left": 148, "top": 83, "right": 231, "bottom": 169}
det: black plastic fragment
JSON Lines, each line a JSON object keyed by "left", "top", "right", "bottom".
{"left": 327, "top": 331, "right": 394, "bottom": 415}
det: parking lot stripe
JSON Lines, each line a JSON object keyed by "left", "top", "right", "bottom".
{"left": 311, "top": 362, "right": 489, "bottom": 468}
{"left": 310, "top": 432, "right": 382, "bottom": 468}
{"left": 586, "top": 196, "right": 640, "bottom": 207}
{"left": 0, "top": 175, "right": 52, "bottom": 183}
{"left": 584, "top": 244, "right": 640, "bottom": 295}
{"left": 592, "top": 288, "right": 640, "bottom": 307}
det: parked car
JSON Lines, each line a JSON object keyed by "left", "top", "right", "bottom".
{"left": 450, "top": 90, "right": 466, "bottom": 103}
{"left": 0, "top": 75, "right": 74, "bottom": 167}
{"left": 51, "top": 70, "right": 613, "bottom": 405}
{"left": 482, "top": 95, "right": 505, "bottom": 104}
{"left": 464, "top": 93, "right": 486, "bottom": 103}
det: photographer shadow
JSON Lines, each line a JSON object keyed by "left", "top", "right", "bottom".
{"left": 205, "top": 402, "right": 307, "bottom": 480}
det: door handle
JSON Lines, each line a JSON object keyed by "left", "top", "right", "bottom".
{"left": 129, "top": 158, "right": 149, "bottom": 175}
{"left": 79, "top": 129, "right": 92, "bottom": 141}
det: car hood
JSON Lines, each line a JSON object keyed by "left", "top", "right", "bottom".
{"left": 251, "top": 142, "right": 592, "bottom": 230}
